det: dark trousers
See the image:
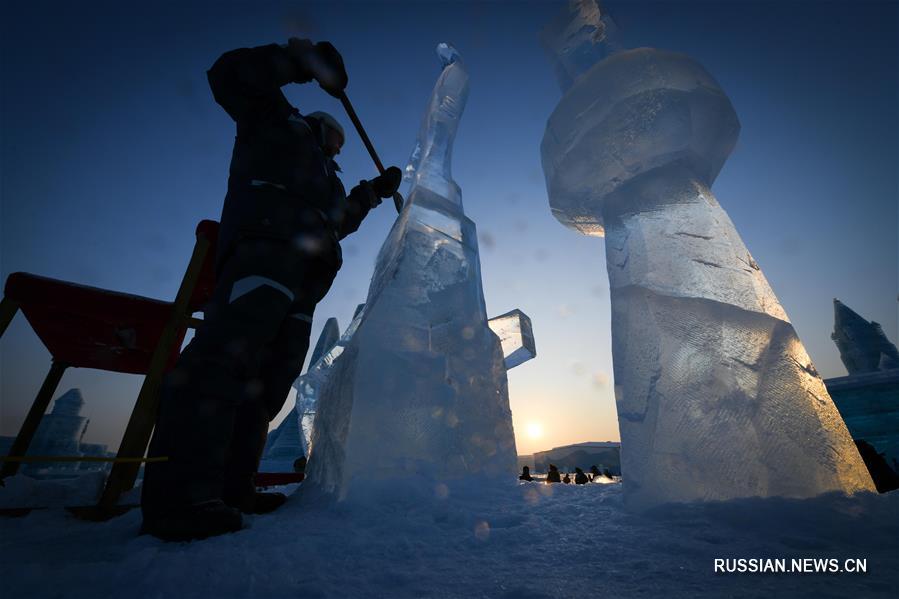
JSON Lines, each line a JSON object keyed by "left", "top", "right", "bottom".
{"left": 142, "top": 238, "right": 336, "bottom": 515}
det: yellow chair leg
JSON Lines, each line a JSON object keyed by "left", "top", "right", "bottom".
{"left": 97, "top": 234, "right": 211, "bottom": 511}
{"left": 1, "top": 361, "right": 67, "bottom": 479}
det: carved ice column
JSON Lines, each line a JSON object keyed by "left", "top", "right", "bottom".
{"left": 540, "top": 1, "right": 874, "bottom": 507}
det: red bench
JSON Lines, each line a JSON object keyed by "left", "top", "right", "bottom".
{"left": 0, "top": 220, "right": 218, "bottom": 516}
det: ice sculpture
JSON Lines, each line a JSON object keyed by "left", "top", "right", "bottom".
{"left": 262, "top": 318, "right": 344, "bottom": 462}
{"left": 23, "top": 389, "right": 90, "bottom": 474}
{"left": 304, "top": 43, "right": 517, "bottom": 501}
{"left": 540, "top": 1, "right": 874, "bottom": 507}
{"left": 832, "top": 299, "right": 899, "bottom": 374}
{"left": 487, "top": 309, "right": 536, "bottom": 369}
{"left": 309, "top": 318, "right": 341, "bottom": 366}
{"left": 263, "top": 318, "right": 342, "bottom": 461}
{"left": 263, "top": 408, "right": 304, "bottom": 463}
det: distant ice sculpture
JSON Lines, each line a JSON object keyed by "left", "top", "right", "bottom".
{"left": 309, "top": 317, "right": 342, "bottom": 367}
{"left": 831, "top": 299, "right": 899, "bottom": 374}
{"left": 540, "top": 1, "right": 874, "bottom": 507}
{"left": 304, "top": 44, "right": 517, "bottom": 501}
{"left": 488, "top": 309, "right": 536, "bottom": 369}
{"left": 262, "top": 407, "right": 304, "bottom": 465}
{"left": 263, "top": 318, "right": 342, "bottom": 463}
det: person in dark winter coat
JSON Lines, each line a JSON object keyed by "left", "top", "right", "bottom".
{"left": 519, "top": 466, "right": 534, "bottom": 482}
{"left": 546, "top": 464, "right": 561, "bottom": 484}
{"left": 562, "top": 472, "right": 571, "bottom": 484}
{"left": 574, "top": 467, "right": 588, "bottom": 485}
{"left": 141, "top": 38, "right": 402, "bottom": 542}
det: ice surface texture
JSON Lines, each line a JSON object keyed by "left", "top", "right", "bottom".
{"left": 541, "top": 4, "right": 873, "bottom": 508}
{"left": 539, "top": 0, "right": 622, "bottom": 92}
{"left": 488, "top": 309, "right": 536, "bottom": 369}
{"left": 304, "top": 45, "right": 517, "bottom": 502}
{"left": 541, "top": 48, "right": 740, "bottom": 237}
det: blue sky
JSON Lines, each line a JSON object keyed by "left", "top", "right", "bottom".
{"left": 1, "top": 0, "right": 896, "bottom": 455}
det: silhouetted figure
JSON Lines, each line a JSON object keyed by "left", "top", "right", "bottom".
{"left": 602, "top": 468, "right": 613, "bottom": 478}
{"left": 519, "top": 465, "right": 534, "bottom": 481}
{"left": 589, "top": 465, "right": 601, "bottom": 481}
{"left": 141, "top": 38, "right": 402, "bottom": 542}
{"left": 562, "top": 473, "right": 571, "bottom": 484}
{"left": 293, "top": 456, "right": 307, "bottom": 474}
{"left": 546, "top": 464, "right": 561, "bottom": 483}
{"left": 854, "top": 440, "right": 899, "bottom": 493}
{"left": 574, "top": 467, "right": 588, "bottom": 485}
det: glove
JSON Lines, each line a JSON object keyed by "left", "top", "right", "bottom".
{"left": 370, "top": 166, "right": 402, "bottom": 198}
{"left": 313, "top": 42, "right": 348, "bottom": 97}
{"left": 359, "top": 180, "right": 382, "bottom": 209}
{"left": 286, "top": 38, "right": 348, "bottom": 98}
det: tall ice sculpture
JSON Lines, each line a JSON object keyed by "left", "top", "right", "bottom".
{"left": 304, "top": 44, "right": 519, "bottom": 501}
{"left": 540, "top": 1, "right": 874, "bottom": 507}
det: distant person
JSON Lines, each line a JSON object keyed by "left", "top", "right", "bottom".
{"left": 293, "top": 456, "right": 307, "bottom": 474}
{"left": 562, "top": 473, "right": 571, "bottom": 484}
{"left": 546, "top": 464, "right": 561, "bottom": 483}
{"left": 519, "top": 466, "right": 533, "bottom": 482}
{"left": 574, "top": 467, "right": 588, "bottom": 485}
{"left": 589, "top": 465, "right": 601, "bottom": 481}
{"left": 602, "top": 468, "right": 613, "bottom": 478}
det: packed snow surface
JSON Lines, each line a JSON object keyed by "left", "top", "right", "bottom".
{"left": 1, "top": 481, "right": 897, "bottom": 598}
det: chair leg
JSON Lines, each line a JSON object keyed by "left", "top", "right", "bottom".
{"left": 97, "top": 359, "right": 170, "bottom": 510}
{"left": 0, "top": 297, "right": 19, "bottom": 339}
{"left": 98, "top": 231, "right": 211, "bottom": 511}
{"left": 1, "top": 360, "right": 67, "bottom": 479}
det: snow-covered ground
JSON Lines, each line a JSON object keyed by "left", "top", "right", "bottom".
{"left": 1, "top": 478, "right": 897, "bottom": 598}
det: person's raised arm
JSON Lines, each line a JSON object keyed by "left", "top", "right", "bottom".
{"left": 206, "top": 39, "right": 348, "bottom": 123}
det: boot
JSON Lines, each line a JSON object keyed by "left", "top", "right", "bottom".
{"left": 223, "top": 398, "right": 290, "bottom": 515}
{"left": 223, "top": 478, "right": 287, "bottom": 514}
{"left": 140, "top": 500, "right": 242, "bottom": 542}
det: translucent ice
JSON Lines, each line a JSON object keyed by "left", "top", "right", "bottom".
{"left": 540, "top": 1, "right": 874, "bottom": 508}
{"left": 831, "top": 299, "right": 899, "bottom": 374}
{"left": 309, "top": 317, "right": 341, "bottom": 366}
{"left": 402, "top": 42, "right": 469, "bottom": 207}
{"left": 538, "top": 0, "right": 622, "bottom": 92}
{"left": 487, "top": 309, "right": 536, "bottom": 369}
{"left": 290, "top": 309, "right": 366, "bottom": 453}
{"left": 304, "top": 45, "right": 517, "bottom": 502}
{"left": 263, "top": 407, "right": 304, "bottom": 462}
{"left": 263, "top": 318, "right": 343, "bottom": 461}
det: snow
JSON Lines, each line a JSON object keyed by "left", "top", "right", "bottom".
{"left": 1, "top": 480, "right": 896, "bottom": 598}
{"left": 0, "top": 472, "right": 107, "bottom": 509}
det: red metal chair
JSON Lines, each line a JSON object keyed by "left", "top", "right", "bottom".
{"left": 0, "top": 220, "right": 219, "bottom": 515}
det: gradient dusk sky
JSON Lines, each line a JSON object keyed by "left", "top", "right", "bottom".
{"left": 1, "top": 0, "right": 896, "bottom": 456}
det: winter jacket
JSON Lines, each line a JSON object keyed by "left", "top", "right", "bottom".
{"left": 206, "top": 43, "right": 375, "bottom": 270}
